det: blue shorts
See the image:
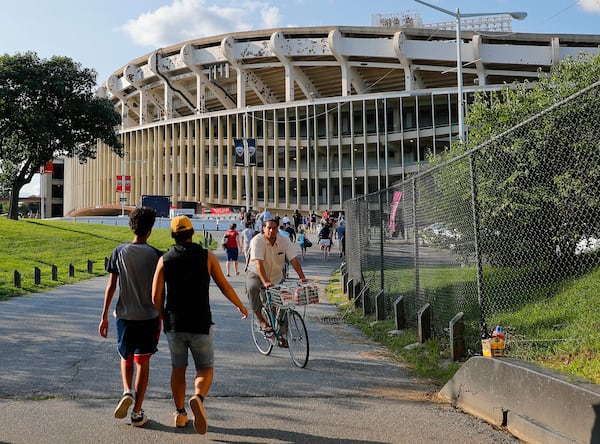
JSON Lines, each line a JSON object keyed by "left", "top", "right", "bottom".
{"left": 165, "top": 328, "right": 214, "bottom": 369}
{"left": 116, "top": 317, "right": 160, "bottom": 360}
{"left": 226, "top": 247, "right": 239, "bottom": 261}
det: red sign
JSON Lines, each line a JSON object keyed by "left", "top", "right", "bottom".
{"left": 201, "top": 207, "right": 231, "bottom": 215}
{"left": 115, "top": 175, "right": 131, "bottom": 193}
{"left": 40, "top": 161, "right": 54, "bottom": 174}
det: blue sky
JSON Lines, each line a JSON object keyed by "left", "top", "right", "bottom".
{"left": 5, "top": 0, "right": 599, "bottom": 196}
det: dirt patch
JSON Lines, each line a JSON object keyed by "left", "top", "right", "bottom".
{"left": 363, "top": 385, "right": 446, "bottom": 404}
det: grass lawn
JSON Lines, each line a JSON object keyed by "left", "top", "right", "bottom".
{"left": 0, "top": 218, "right": 211, "bottom": 299}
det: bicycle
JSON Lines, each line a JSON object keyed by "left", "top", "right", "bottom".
{"left": 250, "top": 282, "right": 319, "bottom": 368}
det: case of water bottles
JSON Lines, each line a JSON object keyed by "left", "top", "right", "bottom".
{"left": 267, "top": 282, "right": 319, "bottom": 308}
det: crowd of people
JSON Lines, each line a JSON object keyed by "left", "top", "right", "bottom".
{"left": 99, "top": 206, "right": 345, "bottom": 435}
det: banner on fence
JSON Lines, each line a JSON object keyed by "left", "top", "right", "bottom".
{"left": 389, "top": 191, "right": 403, "bottom": 234}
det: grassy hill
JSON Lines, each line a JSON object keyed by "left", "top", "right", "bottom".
{"left": 0, "top": 218, "right": 207, "bottom": 299}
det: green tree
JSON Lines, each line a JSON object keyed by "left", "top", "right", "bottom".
{"left": 427, "top": 52, "right": 600, "bottom": 268}
{"left": 0, "top": 52, "right": 122, "bottom": 220}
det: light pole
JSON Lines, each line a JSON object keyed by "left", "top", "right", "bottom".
{"left": 413, "top": 0, "right": 527, "bottom": 143}
{"left": 243, "top": 111, "right": 250, "bottom": 215}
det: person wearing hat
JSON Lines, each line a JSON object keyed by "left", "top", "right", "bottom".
{"left": 152, "top": 215, "right": 248, "bottom": 434}
{"left": 99, "top": 206, "right": 162, "bottom": 428}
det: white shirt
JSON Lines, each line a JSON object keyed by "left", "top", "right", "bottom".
{"left": 247, "top": 233, "right": 297, "bottom": 284}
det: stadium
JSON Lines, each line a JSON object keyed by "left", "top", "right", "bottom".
{"left": 62, "top": 21, "right": 600, "bottom": 216}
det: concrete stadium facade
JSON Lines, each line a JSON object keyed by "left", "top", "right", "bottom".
{"left": 64, "top": 26, "right": 600, "bottom": 216}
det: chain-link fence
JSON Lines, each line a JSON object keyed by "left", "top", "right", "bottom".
{"left": 344, "top": 80, "right": 600, "bottom": 357}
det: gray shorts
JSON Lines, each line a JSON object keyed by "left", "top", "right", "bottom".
{"left": 246, "top": 275, "right": 265, "bottom": 312}
{"left": 165, "top": 328, "right": 214, "bottom": 369}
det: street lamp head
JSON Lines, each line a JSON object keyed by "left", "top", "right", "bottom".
{"left": 510, "top": 11, "right": 528, "bottom": 21}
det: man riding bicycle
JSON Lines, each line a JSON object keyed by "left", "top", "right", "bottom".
{"left": 246, "top": 218, "right": 307, "bottom": 347}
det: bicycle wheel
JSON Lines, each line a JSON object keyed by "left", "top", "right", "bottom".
{"left": 286, "top": 309, "right": 309, "bottom": 368}
{"left": 250, "top": 307, "right": 274, "bottom": 355}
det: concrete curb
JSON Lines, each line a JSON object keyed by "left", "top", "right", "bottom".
{"left": 439, "top": 356, "right": 600, "bottom": 444}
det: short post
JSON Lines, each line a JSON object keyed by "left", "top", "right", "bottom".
{"left": 87, "top": 260, "right": 93, "bottom": 274}
{"left": 347, "top": 278, "right": 354, "bottom": 300}
{"left": 69, "top": 263, "right": 75, "bottom": 278}
{"left": 375, "top": 290, "right": 385, "bottom": 321}
{"left": 394, "top": 296, "right": 406, "bottom": 330}
{"left": 354, "top": 280, "right": 363, "bottom": 311}
{"left": 14, "top": 270, "right": 21, "bottom": 288}
{"left": 51, "top": 264, "right": 58, "bottom": 281}
{"left": 361, "top": 285, "right": 371, "bottom": 315}
{"left": 417, "top": 303, "right": 432, "bottom": 343}
{"left": 34, "top": 267, "right": 41, "bottom": 285}
{"left": 449, "top": 312, "right": 466, "bottom": 362}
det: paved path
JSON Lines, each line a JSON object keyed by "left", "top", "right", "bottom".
{"left": 0, "top": 235, "right": 518, "bottom": 443}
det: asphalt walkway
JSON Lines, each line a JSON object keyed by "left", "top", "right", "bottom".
{"left": 0, "top": 233, "right": 518, "bottom": 443}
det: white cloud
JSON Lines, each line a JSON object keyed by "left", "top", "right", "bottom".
{"left": 121, "top": 0, "right": 282, "bottom": 48}
{"left": 578, "top": 0, "right": 600, "bottom": 13}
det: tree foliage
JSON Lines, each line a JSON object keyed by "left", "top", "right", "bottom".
{"left": 427, "top": 52, "right": 600, "bottom": 269}
{"left": 0, "top": 52, "right": 122, "bottom": 219}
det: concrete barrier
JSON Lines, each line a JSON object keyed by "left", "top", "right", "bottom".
{"left": 439, "top": 356, "right": 600, "bottom": 443}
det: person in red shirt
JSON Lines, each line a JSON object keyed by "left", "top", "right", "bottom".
{"left": 223, "top": 223, "right": 241, "bottom": 276}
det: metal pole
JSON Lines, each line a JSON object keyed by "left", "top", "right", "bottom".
{"left": 244, "top": 112, "right": 250, "bottom": 214}
{"left": 121, "top": 152, "right": 125, "bottom": 216}
{"left": 456, "top": 9, "right": 464, "bottom": 144}
{"left": 40, "top": 171, "right": 45, "bottom": 219}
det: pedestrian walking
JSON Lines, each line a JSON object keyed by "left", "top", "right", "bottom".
{"left": 223, "top": 223, "right": 241, "bottom": 276}
{"left": 152, "top": 216, "right": 248, "bottom": 434}
{"left": 99, "top": 206, "right": 162, "bottom": 428}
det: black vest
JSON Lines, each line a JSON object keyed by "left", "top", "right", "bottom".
{"left": 162, "top": 243, "right": 213, "bottom": 333}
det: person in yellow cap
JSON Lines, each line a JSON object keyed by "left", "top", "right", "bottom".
{"left": 152, "top": 215, "right": 248, "bottom": 434}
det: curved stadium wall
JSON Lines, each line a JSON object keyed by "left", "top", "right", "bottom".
{"left": 63, "top": 26, "right": 600, "bottom": 215}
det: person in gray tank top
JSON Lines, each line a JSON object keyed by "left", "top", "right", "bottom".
{"left": 99, "top": 206, "right": 162, "bottom": 428}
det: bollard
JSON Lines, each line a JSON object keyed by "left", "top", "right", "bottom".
{"left": 51, "top": 265, "right": 58, "bottom": 281}
{"left": 361, "top": 285, "right": 370, "bottom": 315}
{"left": 69, "top": 263, "right": 75, "bottom": 278}
{"left": 449, "top": 312, "right": 466, "bottom": 362}
{"left": 394, "top": 296, "right": 406, "bottom": 330}
{"left": 87, "top": 260, "right": 93, "bottom": 274}
{"left": 346, "top": 278, "right": 354, "bottom": 300}
{"left": 14, "top": 270, "right": 21, "bottom": 288}
{"left": 34, "top": 267, "right": 41, "bottom": 285}
{"left": 375, "top": 290, "right": 385, "bottom": 321}
{"left": 417, "top": 303, "right": 432, "bottom": 343}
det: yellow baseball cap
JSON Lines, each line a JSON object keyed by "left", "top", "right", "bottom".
{"left": 170, "top": 215, "right": 193, "bottom": 233}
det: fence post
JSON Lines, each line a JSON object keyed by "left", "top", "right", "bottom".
{"left": 412, "top": 179, "right": 420, "bottom": 314}
{"left": 379, "top": 192, "right": 385, "bottom": 293}
{"left": 375, "top": 289, "right": 385, "bottom": 321}
{"left": 87, "top": 260, "right": 93, "bottom": 274}
{"left": 449, "top": 312, "right": 466, "bottom": 362}
{"left": 34, "top": 267, "right": 41, "bottom": 285}
{"left": 417, "top": 303, "right": 432, "bottom": 343}
{"left": 14, "top": 270, "right": 21, "bottom": 288}
{"left": 469, "top": 154, "right": 489, "bottom": 338}
{"left": 394, "top": 296, "right": 406, "bottom": 330}
{"left": 69, "top": 263, "right": 75, "bottom": 278}
{"left": 51, "top": 265, "right": 58, "bottom": 281}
